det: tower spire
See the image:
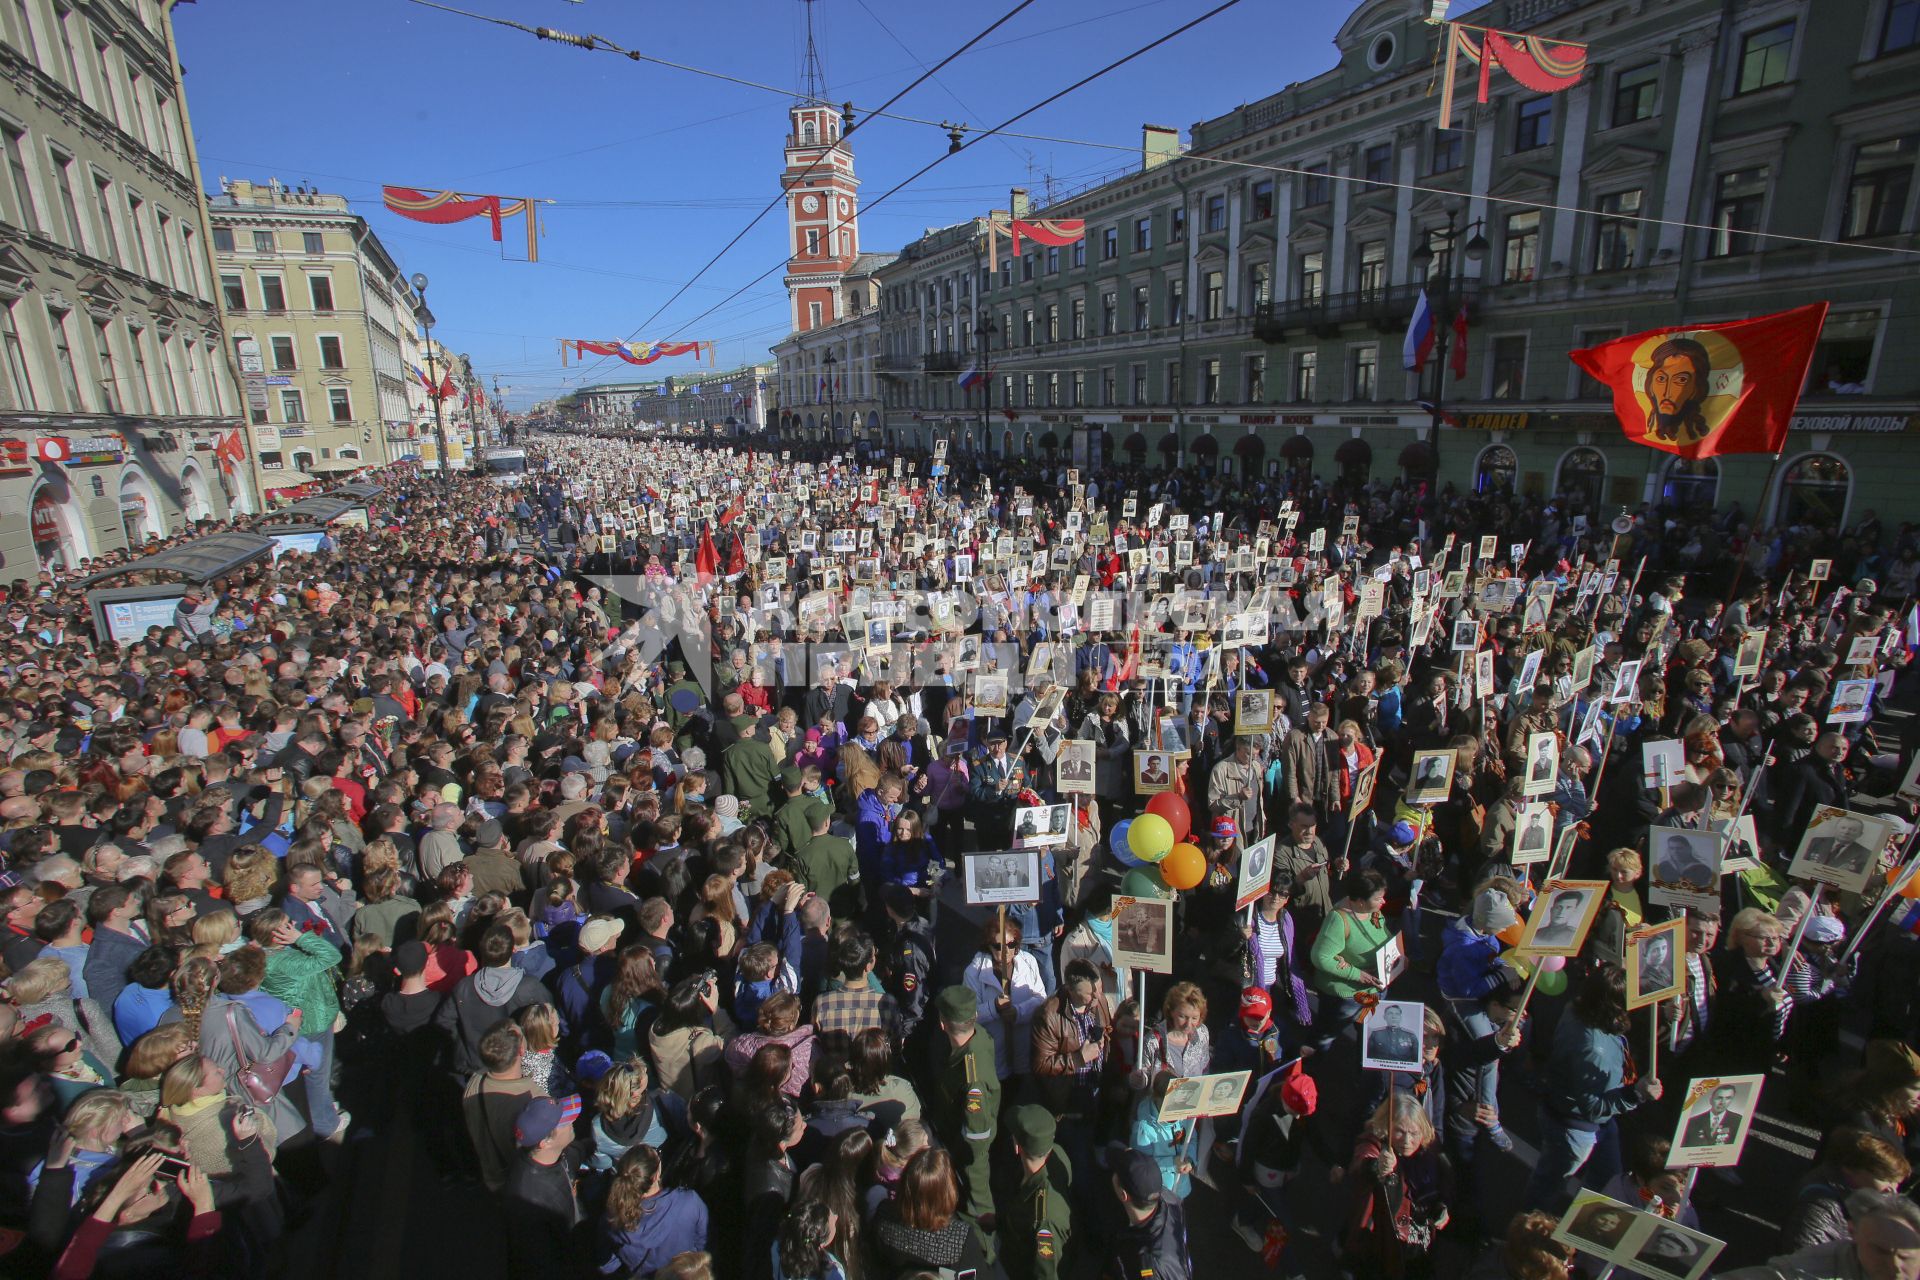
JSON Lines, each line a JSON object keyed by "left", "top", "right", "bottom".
{"left": 799, "top": 0, "right": 827, "bottom": 105}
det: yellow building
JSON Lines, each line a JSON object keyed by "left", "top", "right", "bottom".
{"left": 207, "top": 179, "right": 423, "bottom": 489}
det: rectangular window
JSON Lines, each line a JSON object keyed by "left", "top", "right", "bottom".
{"left": 1577, "top": 328, "right": 1622, "bottom": 398}
{"left": 1045, "top": 304, "right": 1059, "bottom": 342}
{"left": 258, "top": 449, "right": 282, "bottom": 468}
{"left": 1843, "top": 137, "right": 1916, "bottom": 240}
{"left": 1735, "top": 21, "right": 1795, "bottom": 93}
{"left": 1363, "top": 143, "right": 1393, "bottom": 185}
{"left": 303, "top": 231, "right": 323, "bottom": 254}
{"left": 91, "top": 175, "right": 118, "bottom": 262}
{"left": 1045, "top": 373, "right": 1059, "bottom": 407}
{"left": 1102, "top": 226, "right": 1118, "bottom": 259}
{"left": 125, "top": 325, "right": 151, "bottom": 413}
{"left": 279, "top": 388, "right": 305, "bottom": 422}
{"left": 1071, "top": 297, "right": 1085, "bottom": 339}
{"left": 1514, "top": 97, "right": 1554, "bottom": 151}
{"left": 1046, "top": 246, "right": 1060, "bottom": 274}
{"left": 1707, "top": 166, "right": 1768, "bottom": 255}
{"left": 1299, "top": 166, "right": 1329, "bottom": 206}
{"left": 1503, "top": 211, "right": 1540, "bottom": 282}
{"left": 1204, "top": 195, "right": 1226, "bottom": 232}
{"left": 329, "top": 388, "right": 352, "bottom": 422}
{"left": 2, "top": 2, "right": 33, "bottom": 57}
{"left": 1131, "top": 364, "right": 1147, "bottom": 405}
{"left": 92, "top": 43, "right": 118, "bottom": 123}
{"left": 805, "top": 228, "right": 819, "bottom": 255}
{"left": 1132, "top": 284, "right": 1149, "bottom": 330}
{"left": 1166, "top": 360, "right": 1182, "bottom": 405}
{"left": 1351, "top": 346, "right": 1378, "bottom": 400}
{"left": 1431, "top": 129, "right": 1464, "bottom": 174}
{"left": 1246, "top": 354, "right": 1266, "bottom": 404}
{"left": 1133, "top": 216, "right": 1151, "bottom": 252}
{"left": 308, "top": 274, "right": 334, "bottom": 311}
{"left": 1882, "top": 0, "right": 1920, "bottom": 54}
{"left": 219, "top": 272, "right": 246, "bottom": 309}
{"left": 1102, "top": 292, "right": 1117, "bottom": 335}
{"left": 1022, "top": 253, "right": 1035, "bottom": 281}
{"left": 1491, "top": 335, "right": 1528, "bottom": 400}
{"left": 1356, "top": 241, "right": 1387, "bottom": 296}
{"left": 1071, "top": 370, "right": 1085, "bottom": 406}
{"left": 252, "top": 229, "right": 274, "bottom": 253}
{"left": 1201, "top": 358, "right": 1221, "bottom": 405}
{"left": 126, "top": 196, "right": 151, "bottom": 276}
{"left": 1101, "top": 367, "right": 1115, "bottom": 405}
{"left": 319, "top": 335, "right": 344, "bottom": 369}
{"left": 1072, "top": 238, "right": 1085, "bottom": 268}
{"left": 1203, "top": 270, "right": 1223, "bottom": 320}
{"left": 1167, "top": 278, "right": 1184, "bottom": 326}
{"left": 1593, "top": 189, "right": 1643, "bottom": 270}
{"left": 48, "top": 307, "right": 79, "bottom": 409}
{"left": 1251, "top": 180, "right": 1274, "bottom": 221}
{"left": 260, "top": 275, "right": 286, "bottom": 311}
{"left": 212, "top": 225, "right": 234, "bottom": 252}
{"left": 1, "top": 303, "right": 34, "bottom": 408}
{"left": 1297, "top": 250, "right": 1324, "bottom": 302}
{"left": 2, "top": 126, "right": 36, "bottom": 233}
{"left": 999, "top": 258, "right": 1012, "bottom": 286}
{"left": 92, "top": 319, "right": 118, "bottom": 411}
{"left": 1293, "top": 350, "right": 1317, "bottom": 401}
{"left": 1021, "top": 307, "right": 1035, "bottom": 345}
{"left": 1170, "top": 206, "right": 1186, "bottom": 242}
{"left": 1808, "top": 307, "right": 1881, "bottom": 392}
{"left": 1612, "top": 64, "right": 1660, "bottom": 126}
{"left": 270, "top": 335, "right": 296, "bottom": 370}
{"left": 1022, "top": 373, "right": 1035, "bottom": 406}
{"left": 1248, "top": 261, "right": 1272, "bottom": 308}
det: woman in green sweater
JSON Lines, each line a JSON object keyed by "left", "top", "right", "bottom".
{"left": 1307, "top": 868, "right": 1392, "bottom": 1053}
{"left": 250, "top": 910, "right": 350, "bottom": 1140}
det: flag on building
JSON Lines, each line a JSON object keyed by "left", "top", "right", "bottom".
{"left": 957, "top": 361, "right": 985, "bottom": 391}
{"left": 1402, "top": 289, "right": 1436, "bottom": 372}
{"left": 1568, "top": 303, "right": 1829, "bottom": 459}
{"left": 1450, "top": 306, "right": 1470, "bottom": 380}
{"left": 985, "top": 217, "right": 1086, "bottom": 270}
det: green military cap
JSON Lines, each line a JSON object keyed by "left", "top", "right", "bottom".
{"left": 935, "top": 984, "right": 978, "bottom": 1023}
{"left": 805, "top": 801, "right": 833, "bottom": 827}
{"left": 779, "top": 765, "right": 803, "bottom": 791}
{"left": 1006, "top": 1105, "right": 1056, "bottom": 1151}
{"left": 667, "top": 660, "right": 687, "bottom": 677}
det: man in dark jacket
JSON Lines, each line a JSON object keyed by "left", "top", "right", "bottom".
{"left": 81, "top": 885, "right": 148, "bottom": 1012}
{"left": 502, "top": 1094, "right": 588, "bottom": 1276}
{"left": 1110, "top": 1149, "right": 1190, "bottom": 1280}
{"left": 436, "top": 924, "right": 555, "bottom": 1076}
{"left": 551, "top": 916, "right": 624, "bottom": 1055}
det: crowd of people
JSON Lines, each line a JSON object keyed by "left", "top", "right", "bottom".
{"left": 0, "top": 428, "right": 1915, "bottom": 1280}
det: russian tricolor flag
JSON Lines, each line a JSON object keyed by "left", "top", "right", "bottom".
{"left": 1403, "top": 289, "right": 1436, "bottom": 373}
{"left": 957, "top": 361, "right": 985, "bottom": 391}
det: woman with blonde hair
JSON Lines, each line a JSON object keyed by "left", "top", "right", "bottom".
{"left": 164, "top": 951, "right": 312, "bottom": 1144}
{"left": 1712, "top": 907, "right": 1792, "bottom": 1076}
{"left": 4, "top": 956, "right": 120, "bottom": 1070}
{"left": 1343, "top": 1089, "right": 1453, "bottom": 1277}
{"left": 32, "top": 1088, "right": 139, "bottom": 1205}
{"left": 222, "top": 846, "right": 280, "bottom": 918}
{"left": 121, "top": 1023, "right": 195, "bottom": 1116}
{"left": 191, "top": 909, "right": 243, "bottom": 953}
{"left": 158, "top": 1054, "right": 276, "bottom": 1176}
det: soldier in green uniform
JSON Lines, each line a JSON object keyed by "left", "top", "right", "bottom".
{"left": 771, "top": 766, "right": 814, "bottom": 859}
{"left": 794, "top": 803, "right": 858, "bottom": 915}
{"left": 1004, "top": 1105, "right": 1074, "bottom": 1280}
{"left": 660, "top": 660, "right": 704, "bottom": 737}
{"left": 930, "top": 985, "right": 1000, "bottom": 1223}
{"left": 720, "top": 725, "right": 778, "bottom": 818}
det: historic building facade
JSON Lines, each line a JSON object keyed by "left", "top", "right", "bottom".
{"left": 0, "top": 0, "right": 251, "bottom": 573}
{"left": 841, "top": 0, "right": 1917, "bottom": 529}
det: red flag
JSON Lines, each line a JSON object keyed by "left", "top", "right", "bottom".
{"left": 717, "top": 497, "right": 744, "bottom": 526}
{"left": 1568, "top": 303, "right": 1829, "bottom": 459}
{"left": 694, "top": 523, "right": 718, "bottom": 583}
{"left": 725, "top": 532, "right": 745, "bottom": 577}
{"left": 1449, "top": 306, "right": 1469, "bottom": 381}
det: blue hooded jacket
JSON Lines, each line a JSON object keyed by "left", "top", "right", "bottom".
{"left": 597, "top": 1185, "right": 708, "bottom": 1276}
{"left": 1437, "top": 917, "right": 1511, "bottom": 1003}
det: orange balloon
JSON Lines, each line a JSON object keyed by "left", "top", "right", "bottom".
{"left": 1901, "top": 872, "right": 1920, "bottom": 900}
{"left": 1161, "top": 842, "right": 1207, "bottom": 891}
{"left": 1496, "top": 922, "right": 1526, "bottom": 948}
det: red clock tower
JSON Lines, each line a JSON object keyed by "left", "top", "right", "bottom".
{"left": 781, "top": 3, "right": 859, "bottom": 334}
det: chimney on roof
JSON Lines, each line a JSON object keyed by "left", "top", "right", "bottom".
{"left": 1009, "top": 187, "right": 1031, "bottom": 218}
{"left": 1142, "top": 124, "right": 1179, "bottom": 172}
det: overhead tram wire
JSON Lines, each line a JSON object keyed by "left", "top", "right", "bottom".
{"left": 402, "top": 0, "right": 1042, "bottom": 386}
{"left": 636, "top": 0, "right": 1248, "bottom": 352}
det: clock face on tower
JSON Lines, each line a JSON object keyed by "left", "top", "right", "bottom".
{"left": 800, "top": 195, "right": 820, "bottom": 213}
{"left": 838, "top": 198, "right": 852, "bottom": 215}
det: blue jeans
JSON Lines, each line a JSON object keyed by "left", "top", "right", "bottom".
{"left": 302, "top": 1028, "right": 344, "bottom": 1137}
{"left": 1525, "top": 1109, "right": 1621, "bottom": 1212}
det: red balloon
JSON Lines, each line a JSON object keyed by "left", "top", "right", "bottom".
{"left": 1145, "top": 792, "right": 1191, "bottom": 844}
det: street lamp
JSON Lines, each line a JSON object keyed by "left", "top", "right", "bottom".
{"left": 410, "top": 272, "right": 450, "bottom": 488}
{"left": 1409, "top": 210, "right": 1486, "bottom": 483}
{"left": 975, "top": 313, "right": 998, "bottom": 456}
{"left": 822, "top": 349, "right": 838, "bottom": 445}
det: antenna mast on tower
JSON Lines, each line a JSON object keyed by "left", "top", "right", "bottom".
{"left": 798, "top": 0, "right": 827, "bottom": 105}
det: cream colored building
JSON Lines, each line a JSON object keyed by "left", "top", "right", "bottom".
{"left": 0, "top": 0, "right": 252, "bottom": 574}
{"left": 207, "top": 178, "right": 427, "bottom": 487}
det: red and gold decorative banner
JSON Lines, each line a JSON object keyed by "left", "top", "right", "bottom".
{"left": 1438, "top": 22, "right": 1588, "bottom": 130}
{"left": 560, "top": 340, "right": 715, "bottom": 367}
{"left": 381, "top": 186, "right": 543, "bottom": 261}
{"left": 984, "top": 217, "right": 1085, "bottom": 271}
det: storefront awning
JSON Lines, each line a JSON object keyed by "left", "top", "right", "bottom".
{"left": 1156, "top": 433, "right": 1180, "bottom": 453}
{"left": 1335, "top": 438, "right": 1372, "bottom": 466}
{"left": 1280, "top": 435, "right": 1315, "bottom": 460}
{"left": 1121, "top": 432, "right": 1148, "bottom": 452}
{"left": 262, "top": 470, "right": 317, "bottom": 490}
{"left": 1189, "top": 434, "right": 1218, "bottom": 456}
{"left": 1233, "top": 434, "right": 1266, "bottom": 457}
{"left": 1399, "top": 440, "right": 1436, "bottom": 472}
{"left": 83, "top": 531, "right": 275, "bottom": 585}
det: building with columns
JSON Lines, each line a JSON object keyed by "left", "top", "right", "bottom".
{"left": 639, "top": 364, "right": 773, "bottom": 435}
{"left": 829, "top": 0, "right": 1918, "bottom": 529}
{"left": 0, "top": 0, "right": 254, "bottom": 574}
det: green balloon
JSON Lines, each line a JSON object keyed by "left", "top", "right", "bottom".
{"left": 1121, "top": 866, "right": 1170, "bottom": 899}
{"left": 1535, "top": 966, "right": 1569, "bottom": 998}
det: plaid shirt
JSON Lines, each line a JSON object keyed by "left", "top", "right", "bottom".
{"left": 812, "top": 980, "right": 900, "bottom": 1040}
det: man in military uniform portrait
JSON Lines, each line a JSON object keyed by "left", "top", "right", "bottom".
{"left": 1364, "top": 1003, "right": 1421, "bottom": 1069}
{"left": 1680, "top": 1083, "right": 1746, "bottom": 1148}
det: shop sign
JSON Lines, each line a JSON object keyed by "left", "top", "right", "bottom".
{"left": 1188, "top": 414, "right": 1220, "bottom": 425}
{"left": 0, "top": 438, "right": 29, "bottom": 475}
{"left": 30, "top": 493, "right": 61, "bottom": 544}
{"left": 1333, "top": 414, "right": 1402, "bottom": 426}
{"left": 1461, "top": 412, "right": 1531, "bottom": 431}
{"left": 265, "top": 376, "right": 292, "bottom": 386}
{"left": 236, "top": 338, "right": 264, "bottom": 375}
{"left": 65, "top": 433, "right": 125, "bottom": 465}
{"left": 1789, "top": 412, "right": 1916, "bottom": 434}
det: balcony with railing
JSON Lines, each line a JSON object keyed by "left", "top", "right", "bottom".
{"left": 923, "top": 350, "right": 965, "bottom": 374}
{"left": 875, "top": 353, "right": 919, "bottom": 376}
{"left": 1253, "top": 280, "right": 1479, "bottom": 343}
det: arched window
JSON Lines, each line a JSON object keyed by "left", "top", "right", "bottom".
{"left": 1663, "top": 456, "right": 1719, "bottom": 511}
{"left": 1776, "top": 453, "right": 1851, "bottom": 529}
{"left": 1474, "top": 444, "right": 1517, "bottom": 494}
{"left": 1335, "top": 437, "right": 1372, "bottom": 487}
{"left": 118, "top": 468, "right": 164, "bottom": 548}
{"left": 1556, "top": 446, "right": 1607, "bottom": 512}
{"left": 802, "top": 120, "right": 817, "bottom": 145}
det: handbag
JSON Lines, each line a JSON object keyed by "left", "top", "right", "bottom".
{"left": 224, "top": 1005, "right": 298, "bottom": 1106}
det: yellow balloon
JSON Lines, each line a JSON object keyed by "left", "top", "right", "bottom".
{"left": 1128, "top": 813, "right": 1175, "bottom": 862}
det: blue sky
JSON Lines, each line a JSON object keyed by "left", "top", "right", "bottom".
{"left": 174, "top": 0, "right": 1349, "bottom": 408}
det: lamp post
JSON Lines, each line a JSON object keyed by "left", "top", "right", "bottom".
{"left": 975, "top": 313, "right": 998, "bottom": 457}
{"left": 822, "top": 349, "right": 838, "bottom": 446}
{"left": 410, "top": 272, "right": 450, "bottom": 489}
{"left": 1409, "top": 210, "right": 1487, "bottom": 485}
